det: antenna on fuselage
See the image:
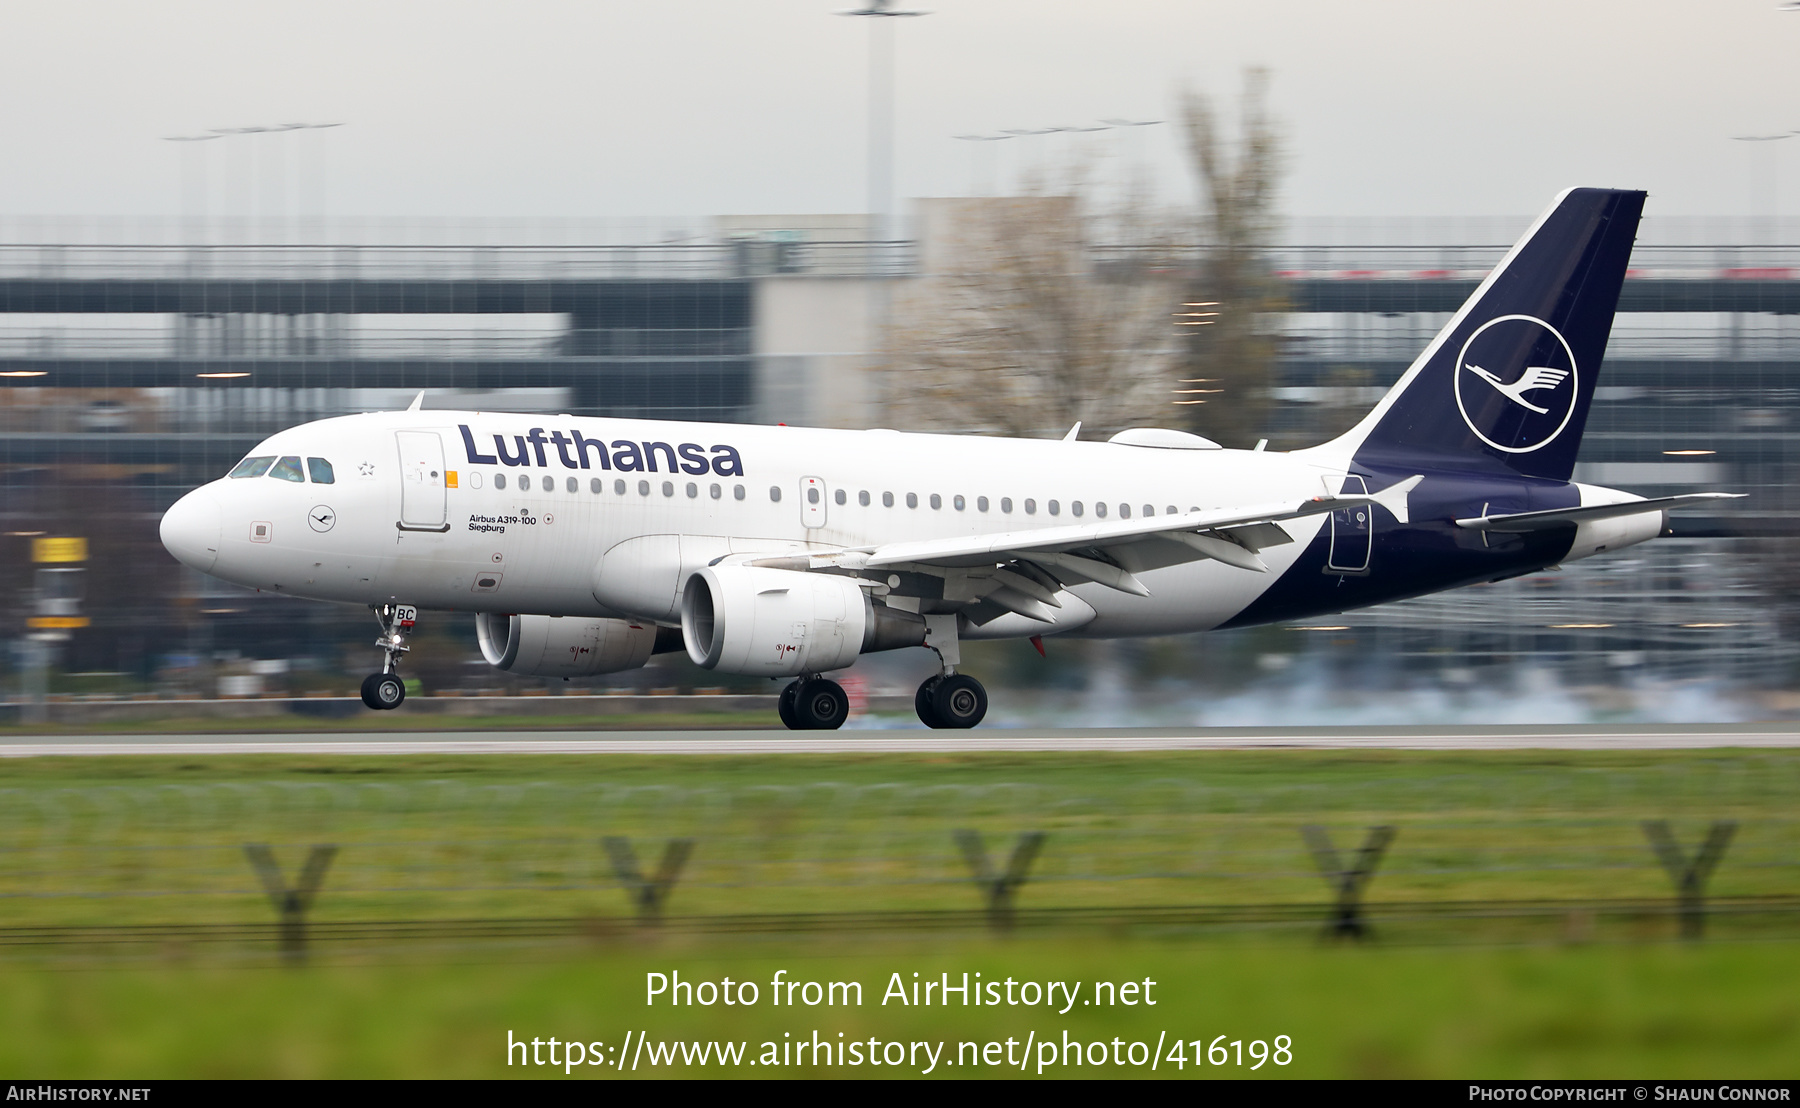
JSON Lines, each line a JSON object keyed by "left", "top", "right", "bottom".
{"left": 1061, "top": 421, "right": 1082, "bottom": 441}
{"left": 406, "top": 391, "right": 425, "bottom": 412}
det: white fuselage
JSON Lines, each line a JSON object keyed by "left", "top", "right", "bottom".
{"left": 161, "top": 409, "right": 1349, "bottom": 638}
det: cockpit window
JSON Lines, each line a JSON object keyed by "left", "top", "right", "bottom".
{"left": 269, "top": 456, "right": 306, "bottom": 482}
{"left": 307, "top": 458, "right": 335, "bottom": 484}
{"left": 229, "top": 456, "right": 276, "bottom": 479}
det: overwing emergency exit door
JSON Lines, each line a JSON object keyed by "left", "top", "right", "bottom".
{"left": 396, "top": 430, "right": 450, "bottom": 532}
{"left": 1327, "top": 474, "right": 1371, "bottom": 574}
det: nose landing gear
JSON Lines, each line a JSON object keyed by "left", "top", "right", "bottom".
{"left": 360, "top": 603, "right": 415, "bottom": 711}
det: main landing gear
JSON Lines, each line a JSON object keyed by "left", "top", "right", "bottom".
{"left": 777, "top": 675, "right": 850, "bottom": 730}
{"left": 914, "top": 672, "right": 988, "bottom": 729}
{"left": 770, "top": 614, "right": 989, "bottom": 731}
{"left": 913, "top": 611, "right": 986, "bottom": 729}
{"left": 360, "top": 603, "right": 415, "bottom": 711}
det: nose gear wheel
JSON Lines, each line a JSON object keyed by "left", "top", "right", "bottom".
{"left": 361, "top": 603, "right": 417, "bottom": 711}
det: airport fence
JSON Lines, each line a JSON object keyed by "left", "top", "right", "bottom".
{"left": 1, "top": 762, "right": 1797, "bottom": 953}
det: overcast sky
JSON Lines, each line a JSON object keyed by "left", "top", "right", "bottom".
{"left": 3, "top": 0, "right": 1798, "bottom": 223}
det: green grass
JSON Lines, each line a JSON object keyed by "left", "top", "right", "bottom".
{"left": 1, "top": 751, "right": 1797, "bottom": 1078}
{"left": 0, "top": 710, "right": 774, "bottom": 734}
{"left": 1, "top": 936, "right": 1795, "bottom": 1078}
{"left": 1, "top": 751, "right": 1796, "bottom": 928}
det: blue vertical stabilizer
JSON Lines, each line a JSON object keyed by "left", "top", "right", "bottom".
{"left": 1336, "top": 187, "right": 1645, "bottom": 482}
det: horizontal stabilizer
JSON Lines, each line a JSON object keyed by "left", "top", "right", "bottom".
{"left": 1454, "top": 493, "right": 1743, "bottom": 533}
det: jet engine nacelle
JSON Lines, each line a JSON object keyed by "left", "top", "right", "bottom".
{"left": 682, "top": 565, "right": 919, "bottom": 678}
{"left": 476, "top": 613, "right": 657, "bottom": 678}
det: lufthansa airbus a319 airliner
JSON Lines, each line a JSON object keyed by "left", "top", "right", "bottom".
{"left": 158, "top": 188, "right": 1738, "bottom": 730}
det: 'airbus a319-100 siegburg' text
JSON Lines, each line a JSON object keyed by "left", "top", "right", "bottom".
{"left": 159, "top": 188, "right": 1738, "bottom": 730}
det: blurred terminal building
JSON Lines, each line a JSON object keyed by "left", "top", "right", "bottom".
{"left": 2, "top": 205, "right": 1797, "bottom": 694}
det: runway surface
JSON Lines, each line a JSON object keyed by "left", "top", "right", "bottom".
{"left": 2, "top": 723, "right": 1799, "bottom": 756}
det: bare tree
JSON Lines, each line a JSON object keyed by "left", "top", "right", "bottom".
{"left": 879, "top": 188, "right": 1184, "bottom": 438}
{"left": 1177, "top": 68, "right": 1287, "bottom": 448}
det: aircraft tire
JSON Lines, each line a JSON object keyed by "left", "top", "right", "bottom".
{"left": 361, "top": 673, "right": 405, "bottom": 711}
{"left": 793, "top": 677, "right": 849, "bottom": 730}
{"left": 915, "top": 676, "right": 945, "bottom": 729}
{"left": 931, "top": 674, "right": 987, "bottom": 729}
{"left": 777, "top": 680, "right": 802, "bottom": 730}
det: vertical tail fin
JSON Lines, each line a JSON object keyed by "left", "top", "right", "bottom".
{"left": 1326, "top": 187, "right": 1645, "bottom": 482}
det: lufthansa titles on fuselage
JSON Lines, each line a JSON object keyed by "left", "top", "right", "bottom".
{"left": 459, "top": 425, "right": 744, "bottom": 477}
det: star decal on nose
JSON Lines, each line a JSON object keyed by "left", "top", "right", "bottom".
{"left": 358, "top": 461, "right": 375, "bottom": 478}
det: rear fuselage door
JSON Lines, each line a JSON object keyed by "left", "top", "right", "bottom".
{"left": 397, "top": 430, "right": 450, "bottom": 532}
{"left": 1327, "top": 474, "right": 1371, "bottom": 574}
{"left": 800, "top": 476, "right": 827, "bottom": 528}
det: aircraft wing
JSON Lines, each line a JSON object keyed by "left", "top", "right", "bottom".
{"left": 737, "top": 477, "right": 1423, "bottom": 621}
{"left": 1453, "top": 493, "right": 1742, "bottom": 533}
{"left": 858, "top": 496, "right": 1348, "bottom": 575}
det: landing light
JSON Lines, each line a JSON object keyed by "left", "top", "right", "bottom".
{"left": 0, "top": 371, "right": 47, "bottom": 377}
{"left": 1663, "top": 449, "right": 1715, "bottom": 456}
{"left": 1549, "top": 623, "right": 1612, "bottom": 629}
{"left": 196, "top": 372, "right": 251, "bottom": 379}
{"left": 1681, "top": 622, "right": 1737, "bottom": 628}
{"left": 1291, "top": 625, "right": 1350, "bottom": 631}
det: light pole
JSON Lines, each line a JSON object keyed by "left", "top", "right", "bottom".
{"left": 839, "top": 1, "right": 925, "bottom": 254}
{"left": 1100, "top": 117, "right": 1163, "bottom": 189}
{"left": 1732, "top": 133, "right": 1792, "bottom": 245}
{"left": 952, "top": 134, "right": 1013, "bottom": 196}
{"left": 163, "top": 134, "right": 222, "bottom": 245}
{"left": 209, "top": 123, "right": 343, "bottom": 242}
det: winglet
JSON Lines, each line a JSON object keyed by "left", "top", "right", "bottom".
{"left": 407, "top": 391, "right": 425, "bottom": 412}
{"left": 1062, "top": 421, "right": 1082, "bottom": 442}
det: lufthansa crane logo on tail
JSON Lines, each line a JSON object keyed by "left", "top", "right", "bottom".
{"left": 1453, "top": 314, "right": 1580, "bottom": 454}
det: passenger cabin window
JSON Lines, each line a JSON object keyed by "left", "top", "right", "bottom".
{"left": 229, "top": 456, "right": 275, "bottom": 479}
{"left": 306, "top": 458, "right": 335, "bottom": 484}
{"left": 270, "top": 456, "right": 306, "bottom": 482}
{"left": 496, "top": 473, "right": 507, "bottom": 490}
{"left": 1000, "top": 498, "right": 1012, "bottom": 513}
{"left": 859, "top": 490, "right": 870, "bottom": 506}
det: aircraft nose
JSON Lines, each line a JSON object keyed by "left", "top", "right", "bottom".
{"left": 160, "top": 488, "right": 222, "bottom": 573}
